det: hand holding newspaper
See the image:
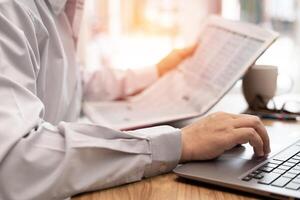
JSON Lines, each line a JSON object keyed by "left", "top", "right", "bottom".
{"left": 83, "top": 16, "right": 279, "bottom": 130}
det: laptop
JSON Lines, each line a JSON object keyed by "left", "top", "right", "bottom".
{"left": 174, "top": 125, "right": 300, "bottom": 199}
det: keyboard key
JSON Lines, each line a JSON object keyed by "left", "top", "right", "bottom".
{"left": 293, "top": 155, "right": 300, "bottom": 160}
{"left": 287, "top": 168, "right": 300, "bottom": 175}
{"left": 258, "top": 173, "right": 281, "bottom": 185}
{"left": 259, "top": 166, "right": 274, "bottom": 173}
{"left": 292, "top": 165, "right": 300, "bottom": 171}
{"left": 283, "top": 162, "right": 296, "bottom": 167}
{"left": 293, "top": 176, "right": 300, "bottom": 183}
{"left": 285, "top": 182, "right": 300, "bottom": 190}
{"left": 283, "top": 173, "right": 297, "bottom": 179}
{"left": 264, "top": 162, "right": 279, "bottom": 168}
{"left": 278, "top": 165, "right": 291, "bottom": 171}
{"left": 251, "top": 170, "right": 261, "bottom": 175}
{"left": 273, "top": 168, "right": 286, "bottom": 174}
{"left": 253, "top": 174, "right": 264, "bottom": 179}
{"left": 270, "top": 160, "right": 283, "bottom": 165}
{"left": 287, "top": 159, "right": 299, "bottom": 164}
{"left": 242, "top": 176, "right": 252, "bottom": 181}
{"left": 271, "top": 177, "right": 292, "bottom": 187}
{"left": 273, "top": 158, "right": 286, "bottom": 162}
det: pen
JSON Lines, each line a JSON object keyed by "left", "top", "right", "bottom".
{"left": 258, "top": 113, "right": 300, "bottom": 121}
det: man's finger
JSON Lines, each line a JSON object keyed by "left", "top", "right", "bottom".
{"left": 232, "top": 115, "right": 270, "bottom": 154}
{"left": 232, "top": 128, "right": 264, "bottom": 156}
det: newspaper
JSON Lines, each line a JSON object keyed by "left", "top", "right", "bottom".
{"left": 83, "top": 16, "right": 279, "bottom": 130}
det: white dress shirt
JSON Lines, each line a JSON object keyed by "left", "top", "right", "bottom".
{"left": 0, "top": 0, "right": 182, "bottom": 199}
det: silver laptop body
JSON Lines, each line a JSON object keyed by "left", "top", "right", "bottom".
{"left": 174, "top": 126, "right": 300, "bottom": 199}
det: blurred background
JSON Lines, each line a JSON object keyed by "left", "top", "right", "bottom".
{"left": 78, "top": 0, "right": 300, "bottom": 93}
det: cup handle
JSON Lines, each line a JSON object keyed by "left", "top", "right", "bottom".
{"left": 276, "top": 73, "right": 294, "bottom": 95}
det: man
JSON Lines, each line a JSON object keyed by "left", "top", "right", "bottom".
{"left": 0, "top": 0, "right": 270, "bottom": 199}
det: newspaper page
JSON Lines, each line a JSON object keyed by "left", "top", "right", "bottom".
{"left": 83, "top": 16, "right": 279, "bottom": 130}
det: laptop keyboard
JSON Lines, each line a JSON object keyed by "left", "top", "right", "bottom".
{"left": 242, "top": 142, "right": 300, "bottom": 191}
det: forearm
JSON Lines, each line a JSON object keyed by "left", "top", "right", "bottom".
{"left": 0, "top": 122, "right": 181, "bottom": 200}
{"left": 83, "top": 65, "right": 158, "bottom": 101}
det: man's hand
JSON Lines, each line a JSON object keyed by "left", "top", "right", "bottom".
{"left": 180, "top": 112, "right": 271, "bottom": 163}
{"left": 157, "top": 45, "right": 197, "bottom": 77}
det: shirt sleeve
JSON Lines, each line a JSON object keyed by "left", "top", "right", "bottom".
{"left": 1, "top": 121, "right": 181, "bottom": 200}
{"left": 82, "top": 63, "right": 159, "bottom": 101}
{"left": 0, "top": 2, "right": 181, "bottom": 200}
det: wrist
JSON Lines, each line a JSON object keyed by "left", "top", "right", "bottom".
{"left": 180, "top": 128, "right": 191, "bottom": 163}
{"left": 156, "top": 64, "right": 164, "bottom": 77}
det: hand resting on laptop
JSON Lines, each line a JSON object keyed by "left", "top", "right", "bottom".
{"left": 180, "top": 112, "right": 271, "bottom": 162}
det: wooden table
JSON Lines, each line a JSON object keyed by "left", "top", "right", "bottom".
{"left": 73, "top": 173, "right": 262, "bottom": 200}
{"left": 73, "top": 94, "right": 300, "bottom": 200}
{"left": 73, "top": 120, "right": 300, "bottom": 200}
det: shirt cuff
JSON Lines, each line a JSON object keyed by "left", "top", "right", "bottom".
{"left": 129, "top": 126, "right": 182, "bottom": 178}
{"left": 134, "top": 65, "right": 159, "bottom": 88}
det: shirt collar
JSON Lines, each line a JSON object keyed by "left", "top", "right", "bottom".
{"left": 47, "top": 0, "right": 68, "bottom": 15}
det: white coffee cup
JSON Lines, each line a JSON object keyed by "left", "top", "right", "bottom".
{"left": 242, "top": 65, "right": 278, "bottom": 108}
